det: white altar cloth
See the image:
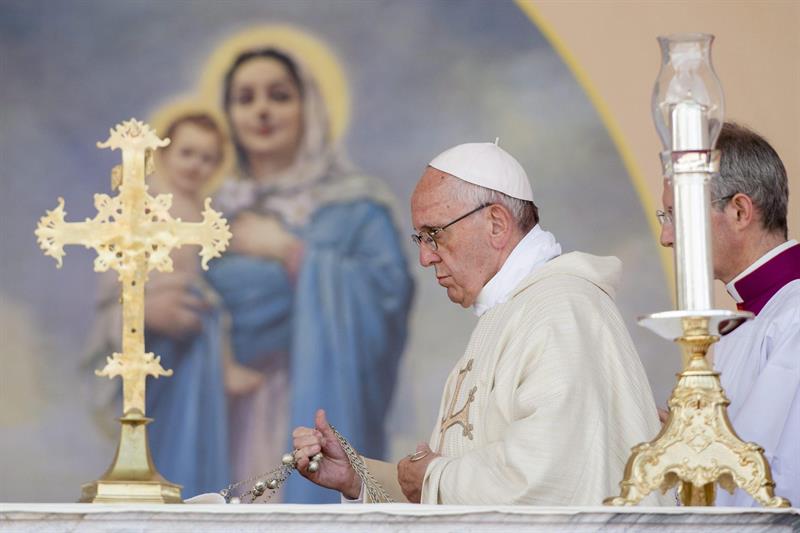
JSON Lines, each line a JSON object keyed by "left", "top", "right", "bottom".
{"left": 1, "top": 503, "right": 799, "bottom": 532}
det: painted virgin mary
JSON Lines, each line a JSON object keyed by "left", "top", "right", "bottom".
{"left": 205, "top": 30, "right": 414, "bottom": 503}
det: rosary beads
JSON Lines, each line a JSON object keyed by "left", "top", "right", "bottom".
{"left": 219, "top": 424, "right": 391, "bottom": 504}
{"left": 220, "top": 450, "right": 323, "bottom": 504}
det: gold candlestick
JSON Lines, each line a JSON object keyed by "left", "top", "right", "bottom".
{"left": 605, "top": 34, "right": 789, "bottom": 508}
{"left": 35, "top": 119, "right": 231, "bottom": 503}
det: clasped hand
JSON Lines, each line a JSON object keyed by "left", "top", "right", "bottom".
{"left": 397, "top": 442, "right": 437, "bottom": 503}
{"left": 292, "top": 409, "right": 362, "bottom": 500}
{"left": 292, "top": 409, "right": 439, "bottom": 503}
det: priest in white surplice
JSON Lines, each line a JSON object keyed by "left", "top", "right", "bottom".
{"left": 292, "top": 142, "right": 666, "bottom": 505}
{"left": 659, "top": 123, "right": 799, "bottom": 507}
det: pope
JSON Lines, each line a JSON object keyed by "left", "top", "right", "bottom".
{"left": 293, "top": 141, "right": 667, "bottom": 505}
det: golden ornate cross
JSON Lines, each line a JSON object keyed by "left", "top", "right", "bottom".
{"left": 35, "top": 118, "right": 231, "bottom": 502}
{"left": 437, "top": 358, "right": 477, "bottom": 453}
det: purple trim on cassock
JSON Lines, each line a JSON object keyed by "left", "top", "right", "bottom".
{"left": 734, "top": 243, "right": 800, "bottom": 315}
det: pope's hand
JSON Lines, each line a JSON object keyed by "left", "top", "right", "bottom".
{"left": 292, "top": 409, "right": 361, "bottom": 499}
{"left": 397, "top": 442, "right": 438, "bottom": 503}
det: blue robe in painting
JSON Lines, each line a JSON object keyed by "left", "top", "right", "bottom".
{"left": 206, "top": 198, "right": 414, "bottom": 503}
{"left": 145, "top": 299, "right": 230, "bottom": 498}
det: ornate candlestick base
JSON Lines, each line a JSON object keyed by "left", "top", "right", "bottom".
{"left": 80, "top": 410, "right": 182, "bottom": 503}
{"left": 605, "top": 317, "right": 790, "bottom": 507}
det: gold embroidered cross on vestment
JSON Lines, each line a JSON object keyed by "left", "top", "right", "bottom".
{"left": 437, "top": 358, "right": 477, "bottom": 453}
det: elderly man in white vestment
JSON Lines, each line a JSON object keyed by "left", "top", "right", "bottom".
{"left": 292, "top": 142, "right": 666, "bottom": 505}
{"left": 659, "top": 122, "right": 799, "bottom": 507}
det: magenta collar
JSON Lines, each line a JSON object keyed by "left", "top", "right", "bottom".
{"left": 732, "top": 243, "right": 800, "bottom": 315}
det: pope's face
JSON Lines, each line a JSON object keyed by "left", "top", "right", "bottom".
{"left": 411, "top": 167, "right": 496, "bottom": 308}
{"left": 659, "top": 179, "right": 736, "bottom": 282}
{"left": 227, "top": 57, "right": 303, "bottom": 164}
{"left": 159, "top": 123, "right": 221, "bottom": 195}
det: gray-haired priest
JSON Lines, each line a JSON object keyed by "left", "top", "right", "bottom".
{"left": 292, "top": 142, "right": 668, "bottom": 505}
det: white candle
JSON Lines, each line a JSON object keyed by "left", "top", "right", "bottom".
{"left": 671, "top": 101, "right": 709, "bottom": 150}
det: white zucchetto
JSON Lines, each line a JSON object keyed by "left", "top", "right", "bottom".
{"left": 428, "top": 141, "right": 534, "bottom": 201}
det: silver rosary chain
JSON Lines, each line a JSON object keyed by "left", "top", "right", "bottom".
{"left": 331, "top": 425, "right": 393, "bottom": 503}
{"left": 220, "top": 464, "right": 294, "bottom": 503}
{"left": 219, "top": 423, "right": 393, "bottom": 503}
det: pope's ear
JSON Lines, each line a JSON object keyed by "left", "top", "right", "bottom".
{"left": 487, "top": 204, "right": 514, "bottom": 244}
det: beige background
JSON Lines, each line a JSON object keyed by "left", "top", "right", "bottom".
{"left": 532, "top": 0, "right": 800, "bottom": 308}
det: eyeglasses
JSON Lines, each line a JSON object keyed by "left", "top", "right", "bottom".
{"left": 655, "top": 209, "right": 673, "bottom": 227}
{"left": 411, "top": 203, "right": 490, "bottom": 251}
{"left": 712, "top": 194, "right": 735, "bottom": 208}
{"left": 656, "top": 195, "right": 735, "bottom": 226}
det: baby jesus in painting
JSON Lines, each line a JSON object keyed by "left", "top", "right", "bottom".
{"left": 147, "top": 110, "right": 264, "bottom": 397}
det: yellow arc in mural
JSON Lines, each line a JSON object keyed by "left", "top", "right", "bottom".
{"left": 516, "top": 0, "right": 673, "bottom": 290}
{"left": 198, "top": 24, "right": 351, "bottom": 142}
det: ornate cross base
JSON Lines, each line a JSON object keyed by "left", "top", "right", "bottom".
{"left": 80, "top": 410, "right": 181, "bottom": 503}
{"left": 605, "top": 318, "right": 790, "bottom": 508}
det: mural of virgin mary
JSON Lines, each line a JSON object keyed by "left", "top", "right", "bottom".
{"left": 203, "top": 27, "right": 415, "bottom": 503}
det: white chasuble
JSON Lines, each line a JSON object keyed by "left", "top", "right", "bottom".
{"left": 421, "top": 252, "right": 667, "bottom": 505}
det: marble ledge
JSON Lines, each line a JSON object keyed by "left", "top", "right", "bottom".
{"left": 1, "top": 503, "right": 798, "bottom": 532}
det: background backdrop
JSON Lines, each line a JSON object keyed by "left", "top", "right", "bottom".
{"left": 0, "top": 0, "right": 796, "bottom": 502}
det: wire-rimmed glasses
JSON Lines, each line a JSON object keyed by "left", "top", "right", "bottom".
{"left": 411, "top": 203, "right": 490, "bottom": 251}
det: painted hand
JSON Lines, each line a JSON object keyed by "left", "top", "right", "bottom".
{"left": 144, "top": 272, "right": 209, "bottom": 340}
{"left": 230, "top": 212, "right": 299, "bottom": 264}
